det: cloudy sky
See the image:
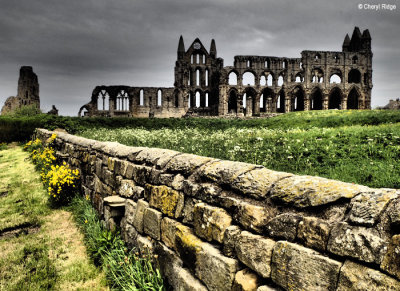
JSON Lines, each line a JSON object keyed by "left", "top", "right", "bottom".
{"left": 0, "top": 0, "right": 399, "bottom": 116}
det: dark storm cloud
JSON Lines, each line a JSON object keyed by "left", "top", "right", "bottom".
{"left": 0, "top": 0, "right": 399, "bottom": 115}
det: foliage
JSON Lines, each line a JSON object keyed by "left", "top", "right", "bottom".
{"left": 69, "top": 196, "right": 165, "bottom": 290}
{"left": 11, "top": 104, "right": 42, "bottom": 117}
{"left": 0, "top": 143, "right": 7, "bottom": 151}
{"left": 42, "top": 162, "right": 80, "bottom": 207}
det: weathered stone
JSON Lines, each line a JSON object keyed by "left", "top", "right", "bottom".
{"left": 271, "top": 241, "right": 342, "bottom": 291}
{"left": 270, "top": 175, "right": 368, "bottom": 208}
{"left": 349, "top": 189, "right": 398, "bottom": 226}
{"left": 194, "top": 203, "right": 232, "bottom": 243}
{"left": 223, "top": 225, "right": 241, "bottom": 257}
{"left": 125, "top": 162, "right": 134, "bottom": 179}
{"left": 161, "top": 217, "right": 178, "bottom": 249}
{"left": 104, "top": 195, "right": 126, "bottom": 207}
{"left": 132, "top": 165, "right": 152, "bottom": 185}
{"left": 388, "top": 198, "right": 400, "bottom": 226}
{"left": 134, "top": 148, "right": 179, "bottom": 168}
{"left": 235, "top": 202, "right": 275, "bottom": 233}
{"left": 136, "top": 234, "right": 153, "bottom": 255}
{"left": 93, "top": 192, "right": 104, "bottom": 216}
{"left": 165, "top": 153, "right": 214, "bottom": 176}
{"left": 196, "top": 243, "right": 239, "bottom": 291}
{"left": 381, "top": 235, "right": 400, "bottom": 280}
{"left": 103, "top": 204, "right": 124, "bottom": 219}
{"left": 133, "top": 199, "right": 149, "bottom": 233}
{"left": 232, "top": 268, "right": 260, "bottom": 291}
{"left": 175, "top": 224, "right": 203, "bottom": 269}
{"left": 192, "top": 183, "right": 223, "bottom": 204}
{"left": 265, "top": 213, "right": 301, "bottom": 241}
{"left": 145, "top": 184, "right": 184, "bottom": 218}
{"left": 182, "top": 197, "right": 201, "bottom": 225}
{"left": 232, "top": 168, "right": 293, "bottom": 199}
{"left": 123, "top": 222, "right": 139, "bottom": 248}
{"left": 235, "top": 231, "right": 275, "bottom": 278}
{"left": 297, "top": 216, "right": 331, "bottom": 251}
{"left": 143, "top": 208, "right": 162, "bottom": 240}
{"left": 337, "top": 260, "right": 400, "bottom": 291}
{"left": 199, "top": 160, "right": 257, "bottom": 185}
{"left": 327, "top": 222, "right": 387, "bottom": 264}
{"left": 159, "top": 173, "right": 185, "bottom": 190}
{"left": 125, "top": 199, "right": 136, "bottom": 225}
{"left": 107, "top": 157, "right": 116, "bottom": 171}
{"left": 119, "top": 179, "right": 144, "bottom": 199}
{"left": 256, "top": 286, "right": 280, "bottom": 291}
{"left": 119, "top": 180, "right": 136, "bottom": 199}
{"left": 103, "top": 168, "right": 116, "bottom": 188}
{"left": 115, "top": 160, "right": 128, "bottom": 177}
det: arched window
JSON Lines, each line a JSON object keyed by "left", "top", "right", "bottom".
{"left": 260, "top": 94, "right": 264, "bottom": 109}
{"left": 196, "top": 54, "right": 200, "bottom": 64}
{"left": 260, "top": 75, "right": 266, "bottom": 86}
{"left": 265, "top": 60, "right": 269, "bottom": 68}
{"left": 188, "top": 71, "right": 191, "bottom": 86}
{"left": 267, "top": 75, "right": 273, "bottom": 86}
{"left": 348, "top": 69, "right": 361, "bottom": 83}
{"left": 247, "top": 60, "right": 251, "bottom": 68}
{"left": 203, "top": 55, "right": 206, "bottom": 64}
{"left": 196, "top": 69, "right": 200, "bottom": 86}
{"left": 283, "top": 60, "right": 287, "bottom": 69}
{"left": 295, "top": 73, "right": 304, "bottom": 83}
{"left": 278, "top": 75, "right": 284, "bottom": 86}
{"left": 299, "top": 62, "right": 303, "bottom": 69}
{"left": 228, "top": 72, "right": 237, "bottom": 85}
{"left": 174, "top": 92, "right": 179, "bottom": 107}
{"left": 139, "top": 89, "right": 144, "bottom": 106}
{"left": 329, "top": 88, "right": 342, "bottom": 109}
{"left": 315, "top": 53, "right": 321, "bottom": 61}
{"left": 191, "top": 55, "right": 194, "bottom": 64}
{"left": 242, "top": 72, "right": 255, "bottom": 86}
{"left": 334, "top": 55, "right": 340, "bottom": 63}
{"left": 329, "top": 74, "right": 341, "bottom": 84}
{"left": 205, "top": 93, "right": 209, "bottom": 107}
{"left": 347, "top": 88, "right": 359, "bottom": 109}
{"left": 97, "top": 90, "right": 110, "bottom": 111}
{"left": 228, "top": 91, "right": 238, "bottom": 113}
{"left": 188, "top": 92, "right": 192, "bottom": 108}
{"left": 157, "top": 89, "right": 162, "bottom": 106}
{"left": 205, "top": 69, "right": 209, "bottom": 86}
{"left": 352, "top": 56, "right": 358, "bottom": 64}
{"left": 195, "top": 91, "right": 200, "bottom": 107}
{"left": 116, "top": 90, "right": 129, "bottom": 111}
{"left": 242, "top": 93, "right": 247, "bottom": 109}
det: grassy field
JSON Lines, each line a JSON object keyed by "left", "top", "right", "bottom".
{"left": 78, "top": 110, "right": 400, "bottom": 189}
{"left": 0, "top": 146, "right": 108, "bottom": 290}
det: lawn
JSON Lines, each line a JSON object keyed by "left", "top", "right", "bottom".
{"left": 78, "top": 110, "right": 400, "bottom": 189}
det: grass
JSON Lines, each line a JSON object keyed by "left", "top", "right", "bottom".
{"left": 69, "top": 196, "right": 165, "bottom": 290}
{"left": 0, "top": 145, "right": 108, "bottom": 290}
{"left": 77, "top": 110, "right": 400, "bottom": 189}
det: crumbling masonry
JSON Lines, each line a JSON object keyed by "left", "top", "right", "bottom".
{"left": 1, "top": 66, "right": 40, "bottom": 115}
{"left": 79, "top": 27, "right": 372, "bottom": 118}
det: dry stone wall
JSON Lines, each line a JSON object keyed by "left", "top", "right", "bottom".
{"left": 36, "top": 128, "right": 400, "bottom": 291}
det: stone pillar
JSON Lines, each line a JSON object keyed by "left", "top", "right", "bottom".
{"left": 267, "top": 97, "right": 272, "bottom": 113}
{"left": 323, "top": 94, "right": 329, "bottom": 110}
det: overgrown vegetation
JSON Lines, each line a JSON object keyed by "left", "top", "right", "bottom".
{"left": 69, "top": 196, "right": 165, "bottom": 290}
{"left": 78, "top": 110, "right": 400, "bottom": 189}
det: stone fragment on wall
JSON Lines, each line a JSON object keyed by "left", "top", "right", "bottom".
{"left": 232, "top": 268, "right": 260, "bottom": 291}
{"left": 165, "top": 153, "right": 213, "bottom": 176}
{"left": 235, "top": 231, "right": 275, "bottom": 278}
{"left": 297, "top": 216, "right": 331, "bottom": 251}
{"left": 337, "top": 260, "right": 400, "bottom": 291}
{"left": 265, "top": 213, "right": 302, "bottom": 241}
{"left": 381, "top": 234, "right": 400, "bottom": 280}
{"left": 271, "top": 241, "right": 342, "bottom": 290}
{"left": 145, "top": 184, "right": 184, "bottom": 218}
{"left": 133, "top": 199, "right": 149, "bottom": 233}
{"left": 143, "top": 207, "right": 162, "bottom": 240}
{"left": 194, "top": 202, "right": 232, "bottom": 243}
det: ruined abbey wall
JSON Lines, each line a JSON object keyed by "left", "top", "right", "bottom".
{"left": 80, "top": 27, "right": 372, "bottom": 118}
{"left": 36, "top": 128, "right": 400, "bottom": 291}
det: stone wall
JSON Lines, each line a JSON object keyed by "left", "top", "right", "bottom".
{"left": 36, "top": 128, "right": 400, "bottom": 291}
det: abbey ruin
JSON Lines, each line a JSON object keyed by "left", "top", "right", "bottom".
{"left": 1, "top": 66, "right": 40, "bottom": 115}
{"left": 79, "top": 27, "right": 372, "bottom": 118}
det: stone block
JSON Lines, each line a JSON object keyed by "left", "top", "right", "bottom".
{"left": 265, "top": 213, "right": 301, "bottom": 241}
{"left": 270, "top": 175, "right": 368, "bottom": 208}
{"left": 271, "top": 241, "right": 342, "bottom": 291}
{"left": 145, "top": 184, "right": 184, "bottom": 218}
{"left": 123, "top": 222, "right": 139, "bottom": 249}
{"left": 165, "top": 153, "right": 214, "bottom": 176}
{"left": 199, "top": 160, "right": 256, "bottom": 185}
{"left": 134, "top": 148, "right": 179, "bottom": 168}
{"left": 136, "top": 234, "right": 153, "bottom": 255}
{"left": 133, "top": 199, "right": 149, "bottom": 233}
{"left": 389, "top": 198, "right": 400, "bottom": 226}
{"left": 182, "top": 197, "right": 201, "bottom": 225}
{"left": 257, "top": 286, "right": 280, "bottom": 291}
{"left": 161, "top": 217, "right": 178, "bottom": 249}
{"left": 125, "top": 199, "right": 136, "bottom": 225}
{"left": 104, "top": 195, "right": 126, "bottom": 207}
{"left": 349, "top": 189, "right": 398, "bottom": 226}
{"left": 223, "top": 225, "right": 241, "bottom": 257}
{"left": 381, "top": 234, "right": 400, "bottom": 280}
{"left": 195, "top": 243, "right": 239, "bottom": 291}
{"left": 114, "top": 159, "right": 127, "bottom": 176}
{"left": 143, "top": 207, "right": 162, "bottom": 240}
{"left": 235, "top": 202, "right": 274, "bottom": 233}
{"left": 194, "top": 203, "right": 232, "bottom": 243}
{"left": 327, "top": 222, "right": 387, "bottom": 264}
{"left": 132, "top": 164, "right": 152, "bottom": 186}
{"left": 119, "top": 179, "right": 144, "bottom": 199}
{"left": 337, "top": 260, "right": 400, "bottom": 291}
{"left": 235, "top": 231, "right": 275, "bottom": 278}
{"left": 232, "top": 168, "right": 293, "bottom": 199}
{"left": 232, "top": 268, "right": 260, "bottom": 291}
{"left": 297, "top": 216, "right": 331, "bottom": 251}
{"left": 175, "top": 224, "right": 203, "bottom": 269}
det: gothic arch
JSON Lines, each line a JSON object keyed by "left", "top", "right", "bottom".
{"left": 347, "top": 86, "right": 360, "bottom": 109}
{"left": 310, "top": 87, "right": 323, "bottom": 110}
{"left": 292, "top": 86, "right": 305, "bottom": 111}
{"left": 228, "top": 88, "right": 239, "bottom": 114}
{"left": 328, "top": 87, "right": 343, "bottom": 109}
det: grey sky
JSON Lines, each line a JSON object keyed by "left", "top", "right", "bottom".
{"left": 0, "top": 0, "right": 399, "bottom": 116}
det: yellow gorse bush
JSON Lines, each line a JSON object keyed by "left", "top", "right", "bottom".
{"left": 43, "top": 161, "right": 80, "bottom": 205}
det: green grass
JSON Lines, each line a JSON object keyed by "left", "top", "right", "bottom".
{"left": 0, "top": 146, "right": 108, "bottom": 290}
{"left": 77, "top": 110, "right": 400, "bottom": 189}
{"left": 69, "top": 196, "right": 165, "bottom": 290}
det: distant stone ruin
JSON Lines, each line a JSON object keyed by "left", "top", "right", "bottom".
{"left": 1, "top": 66, "right": 40, "bottom": 115}
{"left": 382, "top": 99, "right": 400, "bottom": 110}
{"left": 79, "top": 27, "right": 372, "bottom": 118}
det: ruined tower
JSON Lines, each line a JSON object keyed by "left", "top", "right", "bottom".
{"left": 1, "top": 66, "right": 40, "bottom": 115}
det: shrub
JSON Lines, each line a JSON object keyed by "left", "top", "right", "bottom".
{"left": 11, "top": 104, "right": 42, "bottom": 116}
{"left": 42, "top": 162, "right": 80, "bottom": 207}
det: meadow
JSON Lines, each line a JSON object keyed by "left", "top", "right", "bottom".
{"left": 78, "top": 110, "right": 400, "bottom": 189}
